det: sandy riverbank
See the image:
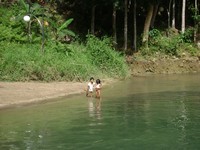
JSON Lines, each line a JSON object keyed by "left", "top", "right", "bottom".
{"left": 0, "top": 79, "right": 115, "bottom": 109}
{"left": 0, "top": 82, "right": 85, "bottom": 109}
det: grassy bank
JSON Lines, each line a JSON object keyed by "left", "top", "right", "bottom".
{"left": 0, "top": 36, "right": 129, "bottom": 81}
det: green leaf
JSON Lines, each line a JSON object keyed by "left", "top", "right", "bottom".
{"left": 58, "top": 18, "right": 74, "bottom": 32}
{"left": 63, "top": 30, "right": 76, "bottom": 37}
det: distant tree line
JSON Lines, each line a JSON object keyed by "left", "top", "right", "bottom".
{"left": 1, "top": 0, "right": 200, "bottom": 53}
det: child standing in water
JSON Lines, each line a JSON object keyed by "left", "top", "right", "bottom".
{"left": 86, "top": 77, "right": 95, "bottom": 97}
{"left": 95, "top": 79, "right": 101, "bottom": 98}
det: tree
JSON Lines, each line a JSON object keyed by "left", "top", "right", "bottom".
{"left": 112, "top": 0, "right": 123, "bottom": 48}
{"left": 172, "top": 0, "right": 176, "bottom": 28}
{"left": 132, "top": 0, "right": 137, "bottom": 51}
{"left": 124, "top": 0, "right": 128, "bottom": 51}
{"left": 112, "top": 2, "right": 117, "bottom": 47}
{"left": 168, "top": 0, "right": 172, "bottom": 29}
{"left": 19, "top": 0, "right": 47, "bottom": 52}
{"left": 168, "top": 0, "right": 175, "bottom": 29}
{"left": 142, "top": 3, "right": 154, "bottom": 49}
{"left": 193, "top": 0, "right": 199, "bottom": 43}
{"left": 181, "top": 0, "right": 186, "bottom": 33}
{"left": 150, "top": 2, "right": 159, "bottom": 28}
{"left": 33, "top": 0, "right": 199, "bottom": 50}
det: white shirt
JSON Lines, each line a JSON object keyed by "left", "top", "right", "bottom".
{"left": 88, "top": 82, "right": 95, "bottom": 92}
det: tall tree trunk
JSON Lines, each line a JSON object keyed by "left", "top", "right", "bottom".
{"left": 194, "top": 0, "right": 198, "bottom": 43}
{"left": 91, "top": 5, "right": 96, "bottom": 35}
{"left": 181, "top": 0, "right": 186, "bottom": 33}
{"left": 150, "top": 3, "right": 159, "bottom": 28}
{"left": 112, "top": 3, "right": 117, "bottom": 48}
{"left": 177, "top": 0, "right": 182, "bottom": 30}
{"left": 133, "top": 0, "right": 137, "bottom": 52}
{"left": 168, "top": 0, "right": 172, "bottom": 29}
{"left": 142, "top": 4, "right": 154, "bottom": 49}
{"left": 172, "top": 0, "right": 176, "bottom": 28}
{"left": 124, "top": 0, "right": 128, "bottom": 51}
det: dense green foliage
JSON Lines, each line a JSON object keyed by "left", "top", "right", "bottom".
{"left": 86, "top": 36, "right": 128, "bottom": 77}
{"left": 0, "top": 3, "right": 129, "bottom": 81}
{"left": 0, "top": 6, "right": 27, "bottom": 43}
{"left": 144, "top": 28, "right": 199, "bottom": 56}
{"left": 0, "top": 37, "right": 129, "bottom": 81}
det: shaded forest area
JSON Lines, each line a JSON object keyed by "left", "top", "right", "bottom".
{"left": 1, "top": 0, "right": 200, "bottom": 52}
{"left": 38, "top": 0, "right": 200, "bottom": 51}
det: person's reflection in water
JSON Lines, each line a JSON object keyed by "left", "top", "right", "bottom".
{"left": 88, "top": 97, "right": 102, "bottom": 120}
{"left": 88, "top": 98, "right": 95, "bottom": 117}
{"left": 94, "top": 78, "right": 102, "bottom": 120}
{"left": 96, "top": 98, "right": 102, "bottom": 120}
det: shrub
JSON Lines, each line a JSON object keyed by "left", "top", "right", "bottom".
{"left": 148, "top": 28, "right": 198, "bottom": 56}
{"left": 148, "top": 29, "right": 179, "bottom": 55}
{"left": 0, "top": 5, "right": 27, "bottom": 43}
{"left": 86, "top": 35, "right": 129, "bottom": 77}
{"left": 178, "top": 28, "right": 194, "bottom": 43}
{"left": 177, "top": 43, "right": 198, "bottom": 56}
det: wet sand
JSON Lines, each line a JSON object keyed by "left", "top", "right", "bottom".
{"left": 0, "top": 79, "right": 114, "bottom": 109}
{"left": 0, "top": 81, "right": 88, "bottom": 109}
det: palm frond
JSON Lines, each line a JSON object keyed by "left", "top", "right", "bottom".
{"left": 63, "top": 30, "right": 76, "bottom": 37}
{"left": 58, "top": 18, "right": 74, "bottom": 32}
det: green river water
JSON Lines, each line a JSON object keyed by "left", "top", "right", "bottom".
{"left": 0, "top": 74, "right": 200, "bottom": 150}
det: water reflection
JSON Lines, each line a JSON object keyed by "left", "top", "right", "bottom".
{"left": 1, "top": 74, "right": 200, "bottom": 150}
{"left": 171, "top": 91, "right": 189, "bottom": 146}
{"left": 88, "top": 98, "right": 95, "bottom": 117}
{"left": 88, "top": 97, "right": 102, "bottom": 120}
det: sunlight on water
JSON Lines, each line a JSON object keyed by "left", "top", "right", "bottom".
{"left": 0, "top": 74, "right": 200, "bottom": 150}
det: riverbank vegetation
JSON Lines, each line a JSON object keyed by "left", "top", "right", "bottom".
{"left": 0, "top": 0, "right": 199, "bottom": 81}
{"left": 0, "top": 37, "right": 129, "bottom": 81}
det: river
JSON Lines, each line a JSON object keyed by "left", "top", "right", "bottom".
{"left": 0, "top": 74, "right": 200, "bottom": 150}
